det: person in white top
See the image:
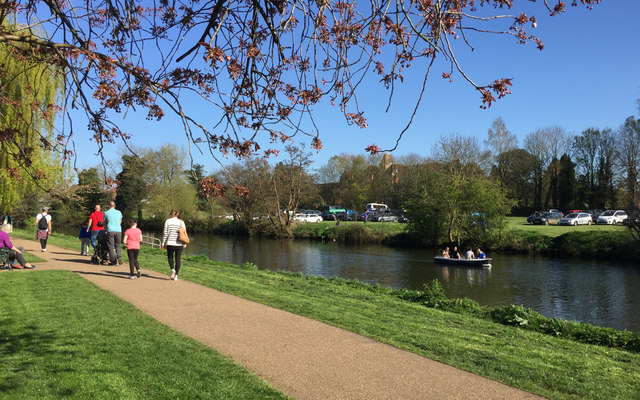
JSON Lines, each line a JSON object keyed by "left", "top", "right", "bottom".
{"left": 161, "top": 209, "right": 187, "bottom": 281}
{"left": 465, "top": 248, "right": 475, "bottom": 259}
{"left": 35, "top": 206, "right": 52, "bottom": 252}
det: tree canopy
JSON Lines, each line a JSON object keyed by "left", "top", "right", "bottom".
{"left": 0, "top": 0, "right": 601, "bottom": 176}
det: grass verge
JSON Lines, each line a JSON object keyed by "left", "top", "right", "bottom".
{"left": 7, "top": 230, "right": 640, "bottom": 399}
{"left": 0, "top": 271, "right": 288, "bottom": 400}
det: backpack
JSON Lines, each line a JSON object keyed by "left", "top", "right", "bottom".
{"left": 38, "top": 215, "right": 49, "bottom": 230}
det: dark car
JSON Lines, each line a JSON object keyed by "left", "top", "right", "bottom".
{"left": 527, "top": 212, "right": 543, "bottom": 224}
{"left": 622, "top": 210, "right": 640, "bottom": 228}
{"left": 530, "top": 212, "right": 563, "bottom": 225}
{"left": 320, "top": 211, "right": 336, "bottom": 221}
{"left": 337, "top": 210, "right": 358, "bottom": 221}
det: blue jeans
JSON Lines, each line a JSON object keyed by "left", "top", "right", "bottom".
{"left": 90, "top": 230, "right": 101, "bottom": 248}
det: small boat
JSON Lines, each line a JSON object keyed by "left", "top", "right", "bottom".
{"left": 433, "top": 257, "right": 492, "bottom": 268}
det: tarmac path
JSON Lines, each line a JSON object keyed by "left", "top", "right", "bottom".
{"left": 11, "top": 238, "right": 543, "bottom": 400}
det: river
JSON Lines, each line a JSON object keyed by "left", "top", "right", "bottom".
{"left": 58, "top": 227, "right": 640, "bottom": 332}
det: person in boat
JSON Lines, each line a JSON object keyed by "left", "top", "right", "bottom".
{"left": 476, "top": 248, "right": 486, "bottom": 259}
{"left": 441, "top": 247, "right": 450, "bottom": 258}
{"left": 450, "top": 246, "right": 460, "bottom": 259}
{"left": 465, "top": 248, "right": 475, "bottom": 259}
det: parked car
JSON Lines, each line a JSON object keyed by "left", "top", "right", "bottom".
{"left": 563, "top": 209, "right": 582, "bottom": 216}
{"left": 320, "top": 211, "right": 337, "bottom": 221}
{"left": 370, "top": 211, "right": 398, "bottom": 222}
{"left": 335, "top": 210, "right": 358, "bottom": 221}
{"left": 559, "top": 212, "right": 593, "bottom": 226}
{"left": 622, "top": 211, "right": 640, "bottom": 227}
{"left": 596, "top": 210, "right": 628, "bottom": 225}
{"left": 530, "top": 212, "right": 563, "bottom": 225}
{"left": 293, "top": 213, "right": 323, "bottom": 223}
{"left": 527, "top": 212, "right": 543, "bottom": 224}
{"left": 542, "top": 209, "right": 562, "bottom": 214}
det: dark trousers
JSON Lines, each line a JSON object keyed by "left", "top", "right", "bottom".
{"left": 106, "top": 231, "right": 122, "bottom": 262}
{"left": 166, "top": 245, "right": 183, "bottom": 274}
{"left": 127, "top": 249, "right": 140, "bottom": 275}
{"left": 5, "top": 249, "right": 27, "bottom": 267}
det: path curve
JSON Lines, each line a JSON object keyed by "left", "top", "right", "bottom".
{"left": 13, "top": 238, "right": 543, "bottom": 400}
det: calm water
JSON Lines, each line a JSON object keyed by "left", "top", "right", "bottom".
{"left": 184, "top": 234, "right": 640, "bottom": 333}
{"left": 59, "top": 226, "right": 640, "bottom": 332}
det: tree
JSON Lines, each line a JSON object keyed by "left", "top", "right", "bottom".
{"left": 485, "top": 117, "right": 518, "bottom": 159}
{"left": 491, "top": 148, "right": 537, "bottom": 213}
{"left": 432, "top": 133, "right": 490, "bottom": 178}
{"left": 485, "top": 117, "right": 518, "bottom": 186}
{"left": 116, "top": 155, "right": 147, "bottom": 220}
{"left": 405, "top": 164, "right": 513, "bottom": 245}
{"left": 142, "top": 145, "right": 198, "bottom": 220}
{"left": 617, "top": 116, "right": 640, "bottom": 208}
{"left": 0, "top": 1, "right": 601, "bottom": 174}
{"left": 557, "top": 154, "right": 577, "bottom": 210}
{"left": 0, "top": 22, "right": 65, "bottom": 213}
{"left": 524, "top": 127, "right": 570, "bottom": 210}
{"left": 77, "top": 167, "right": 114, "bottom": 211}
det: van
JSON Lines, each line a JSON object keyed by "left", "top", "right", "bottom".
{"left": 366, "top": 203, "right": 389, "bottom": 212}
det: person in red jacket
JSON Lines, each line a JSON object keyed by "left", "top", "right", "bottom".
{"left": 88, "top": 204, "right": 104, "bottom": 249}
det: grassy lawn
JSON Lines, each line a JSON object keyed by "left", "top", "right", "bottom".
{"left": 7, "top": 229, "right": 640, "bottom": 399}
{"left": 0, "top": 271, "right": 288, "bottom": 400}
{"left": 506, "top": 216, "right": 628, "bottom": 238}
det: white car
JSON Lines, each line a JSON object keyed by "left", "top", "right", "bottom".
{"left": 293, "top": 213, "right": 323, "bottom": 223}
{"left": 559, "top": 212, "right": 592, "bottom": 226}
{"left": 596, "top": 210, "right": 628, "bottom": 225}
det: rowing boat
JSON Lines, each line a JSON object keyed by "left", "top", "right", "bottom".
{"left": 433, "top": 257, "right": 492, "bottom": 268}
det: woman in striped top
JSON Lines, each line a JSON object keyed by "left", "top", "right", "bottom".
{"left": 161, "top": 209, "right": 187, "bottom": 281}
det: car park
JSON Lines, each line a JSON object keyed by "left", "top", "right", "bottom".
{"left": 559, "top": 212, "right": 592, "bottom": 226}
{"left": 530, "top": 211, "right": 563, "bottom": 225}
{"left": 596, "top": 210, "right": 628, "bottom": 225}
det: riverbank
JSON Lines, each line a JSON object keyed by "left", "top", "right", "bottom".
{"left": 236, "top": 217, "right": 639, "bottom": 261}
{"left": 7, "top": 229, "right": 640, "bottom": 399}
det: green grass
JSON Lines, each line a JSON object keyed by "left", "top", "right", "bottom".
{"left": 7, "top": 229, "right": 640, "bottom": 399}
{"left": 506, "top": 216, "right": 628, "bottom": 238}
{"left": 0, "top": 271, "right": 288, "bottom": 400}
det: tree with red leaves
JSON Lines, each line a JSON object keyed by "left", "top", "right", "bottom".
{"left": 0, "top": 0, "right": 601, "bottom": 181}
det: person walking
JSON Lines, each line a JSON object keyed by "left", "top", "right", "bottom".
{"left": 88, "top": 204, "right": 105, "bottom": 249}
{"left": 103, "top": 201, "right": 123, "bottom": 265}
{"left": 123, "top": 219, "right": 142, "bottom": 279}
{"left": 35, "top": 206, "right": 52, "bottom": 252}
{"left": 79, "top": 218, "right": 92, "bottom": 255}
{"left": 161, "top": 209, "right": 187, "bottom": 281}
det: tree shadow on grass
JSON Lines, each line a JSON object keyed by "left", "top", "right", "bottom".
{"left": 0, "top": 322, "right": 66, "bottom": 393}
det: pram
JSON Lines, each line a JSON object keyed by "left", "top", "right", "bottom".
{"left": 91, "top": 230, "right": 109, "bottom": 265}
{"left": 1, "top": 247, "right": 14, "bottom": 269}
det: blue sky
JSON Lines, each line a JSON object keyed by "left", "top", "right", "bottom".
{"left": 71, "top": 1, "right": 640, "bottom": 175}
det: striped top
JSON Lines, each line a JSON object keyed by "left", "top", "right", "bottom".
{"left": 162, "top": 217, "right": 186, "bottom": 247}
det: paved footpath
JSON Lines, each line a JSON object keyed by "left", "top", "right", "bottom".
{"left": 13, "top": 238, "right": 543, "bottom": 400}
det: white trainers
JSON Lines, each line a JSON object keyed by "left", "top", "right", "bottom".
{"left": 170, "top": 269, "right": 176, "bottom": 280}
{"left": 173, "top": 275, "right": 178, "bottom": 281}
